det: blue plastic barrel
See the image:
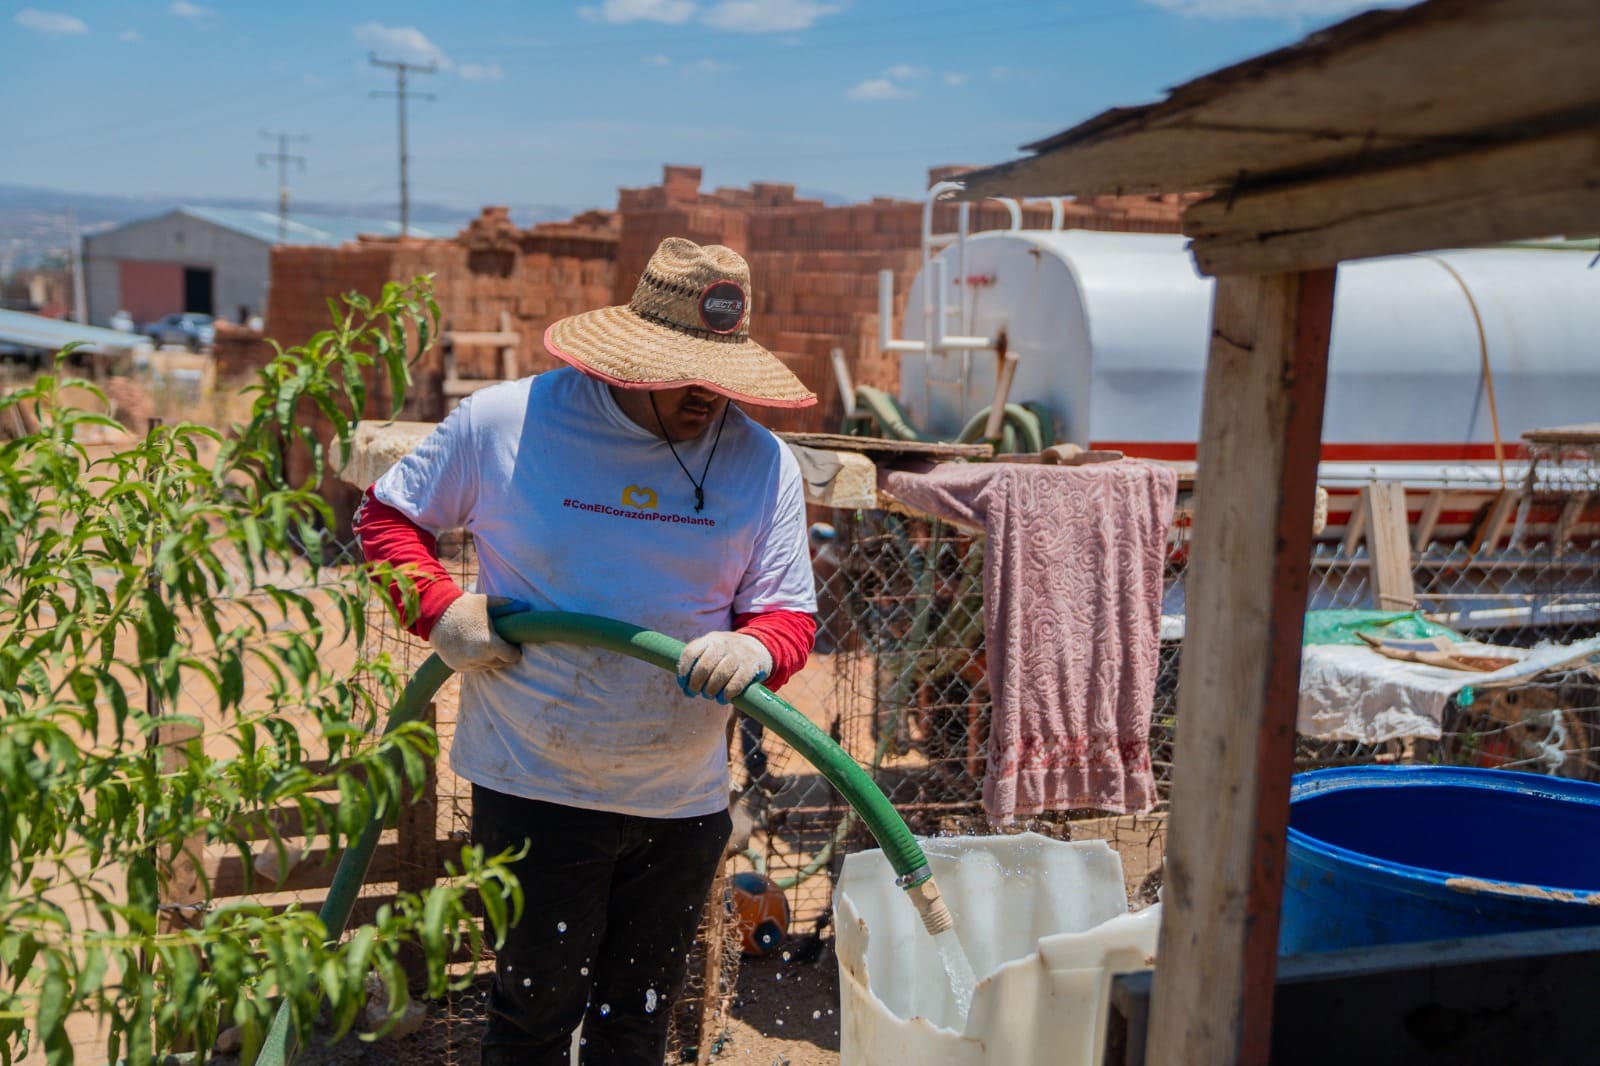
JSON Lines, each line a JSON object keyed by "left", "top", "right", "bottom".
{"left": 1281, "top": 765, "right": 1600, "bottom": 953}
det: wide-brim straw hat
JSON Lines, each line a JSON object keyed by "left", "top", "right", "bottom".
{"left": 545, "top": 237, "right": 816, "bottom": 409}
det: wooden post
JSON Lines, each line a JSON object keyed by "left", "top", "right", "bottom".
{"left": 497, "top": 310, "right": 517, "bottom": 381}
{"left": 396, "top": 701, "right": 440, "bottom": 989}
{"left": 1363, "top": 482, "right": 1417, "bottom": 611}
{"left": 1146, "top": 269, "right": 1335, "bottom": 1066}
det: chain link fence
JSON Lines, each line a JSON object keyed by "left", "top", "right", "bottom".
{"left": 741, "top": 461, "right": 1600, "bottom": 938}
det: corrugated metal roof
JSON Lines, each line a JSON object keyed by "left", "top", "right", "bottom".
{"left": 0, "top": 309, "right": 154, "bottom": 355}
{"left": 175, "top": 206, "right": 441, "bottom": 246}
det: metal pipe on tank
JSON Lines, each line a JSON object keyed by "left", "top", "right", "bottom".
{"left": 931, "top": 258, "right": 991, "bottom": 352}
{"left": 877, "top": 270, "right": 922, "bottom": 355}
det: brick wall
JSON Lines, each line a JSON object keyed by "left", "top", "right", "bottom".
{"left": 263, "top": 209, "right": 619, "bottom": 529}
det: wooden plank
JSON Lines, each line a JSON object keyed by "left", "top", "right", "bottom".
{"left": 1412, "top": 488, "right": 1445, "bottom": 550}
{"left": 1553, "top": 491, "right": 1590, "bottom": 557}
{"left": 957, "top": 0, "right": 1600, "bottom": 201}
{"left": 776, "top": 431, "right": 991, "bottom": 459}
{"left": 497, "top": 310, "right": 517, "bottom": 381}
{"left": 439, "top": 330, "right": 520, "bottom": 347}
{"left": 1339, "top": 489, "right": 1367, "bottom": 556}
{"left": 1146, "top": 269, "right": 1335, "bottom": 1066}
{"left": 1364, "top": 482, "right": 1416, "bottom": 611}
{"left": 152, "top": 658, "right": 205, "bottom": 935}
{"left": 786, "top": 445, "right": 877, "bottom": 510}
{"left": 1522, "top": 422, "right": 1600, "bottom": 447}
{"left": 396, "top": 702, "right": 440, "bottom": 988}
{"left": 1470, "top": 489, "right": 1520, "bottom": 554}
{"left": 210, "top": 841, "right": 402, "bottom": 897}
{"left": 1185, "top": 127, "right": 1600, "bottom": 275}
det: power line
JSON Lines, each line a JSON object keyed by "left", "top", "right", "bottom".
{"left": 257, "top": 130, "right": 308, "bottom": 243}
{"left": 368, "top": 53, "right": 437, "bottom": 236}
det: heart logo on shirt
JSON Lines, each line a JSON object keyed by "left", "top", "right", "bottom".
{"left": 621, "top": 485, "right": 659, "bottom": 510}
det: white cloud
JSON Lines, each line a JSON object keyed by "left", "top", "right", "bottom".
{"left": 683, "top": 57, "right": 730, "bottom": 76}
{"left": 942, "top": 71, "right": 968, "bottom": 87}
{"left": 14, "top": 8, "right": 88, "bottom": 35}
{"left": 119, "top": 27, "right": 142, "bottom": 41}
{"left": 353, "top": 22, "right": 452, "bottom": 69}
{"left": 169, "top": 1, "right": 213, "bottom": 18}
{"left": 1144, "top": 0, "right": 1408, "bottom": 16}
{"left": 458, "top": 62, "right": 504, "bottom": 81}
{"left": 884, "top": 64, "right": 928, "bottom": 81}
{"left": 847, "top": 77, "right": 914, "bottom": 102}
{"left": 643, "top": 53, "right": 672, "bottom": 65}
{"left": 579, "top": 0, "right": 697, "bottom": 24}
{"left": 702, "top": 0, "right": 842, "bottom": 33}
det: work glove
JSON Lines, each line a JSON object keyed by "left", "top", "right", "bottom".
{"left": 430, "top": 593, "right": 521, "bottom": 672}
{"left": 677, "top": 631, "right": 773, "bottom": 704}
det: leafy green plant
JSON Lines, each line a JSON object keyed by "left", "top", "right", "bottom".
{"left": 0, "top": 279, "right": 520, "bottom": 1064}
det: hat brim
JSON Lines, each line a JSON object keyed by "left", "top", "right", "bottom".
{"left": 545, "top": 305, "right": 816, "bottom": 409}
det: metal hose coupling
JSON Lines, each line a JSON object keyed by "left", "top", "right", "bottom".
{"left": 898, "top": 866, "right": 954, "bottom": 936}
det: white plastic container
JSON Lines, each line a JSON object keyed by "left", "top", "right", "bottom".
{"left": 835, "top": 833, "right": 1159, "bottom": 1066}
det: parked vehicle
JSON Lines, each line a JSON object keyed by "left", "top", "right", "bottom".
{"left": 143, "top": 312, "right": 215, "bottom": 350}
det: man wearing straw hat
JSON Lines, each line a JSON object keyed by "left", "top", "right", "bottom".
{"left": 356, "top": 237, "right": 818, "bottom": 1064}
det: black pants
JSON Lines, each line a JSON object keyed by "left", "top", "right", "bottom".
{"left": 472, "top": 785, "right": 732, "bottom": 1066}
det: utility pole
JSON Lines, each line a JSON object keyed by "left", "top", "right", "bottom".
{"left": 67, "top": 206, "right": 86, "bottom": 324}
{"left": 369, "top": 53, "right": 436, "bottom": 236}
{"left": 257, "top": 130, "right": 308, "bottom": 244}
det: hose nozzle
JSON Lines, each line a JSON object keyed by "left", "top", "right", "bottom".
{"left": 903, "top": 875, "right": 954, "bottom": 936}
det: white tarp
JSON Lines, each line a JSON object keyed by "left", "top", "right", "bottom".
{"left": 1297, "top": 636, "right": 1600, "bottom": 743}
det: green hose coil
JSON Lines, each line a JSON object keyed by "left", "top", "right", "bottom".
{"left": 258, "top": 610, "right": 932, "bottom": 1064}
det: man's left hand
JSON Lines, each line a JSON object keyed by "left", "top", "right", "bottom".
{"left": 677, "top": 631, "right": 773, "bottom": 703}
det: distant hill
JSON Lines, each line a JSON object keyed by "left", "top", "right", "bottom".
{"left": 0, "top": 182, "right": 581, "bottom": 273}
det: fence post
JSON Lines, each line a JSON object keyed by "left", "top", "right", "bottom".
{"left": 1364, "top": 481, "right": 1417, "bottom": 611}
{"left": 396, "top": 700, "right": 440, "bottom": 988}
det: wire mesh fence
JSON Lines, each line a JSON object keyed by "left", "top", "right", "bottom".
{"left": 744, "top": 468, "right": 1600, "bottom": 937}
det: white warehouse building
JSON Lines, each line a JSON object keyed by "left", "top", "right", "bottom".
{"left": 82, "top": 207, "right": 430, "bottom": 329}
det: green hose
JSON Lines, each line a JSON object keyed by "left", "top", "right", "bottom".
{"left": 850, "top": 385, "right": 928, "bottom": 442}
{"left": 258, "top": 610, "right": 935, "bottom": 1064}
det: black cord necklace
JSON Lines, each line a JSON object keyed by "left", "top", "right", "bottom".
{"left": 650, "top": 395, "right": 732, "bottom": 513}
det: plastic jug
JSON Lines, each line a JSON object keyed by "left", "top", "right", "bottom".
{"left": 835, "top": 833, "right": 1159, "bottom": 1066}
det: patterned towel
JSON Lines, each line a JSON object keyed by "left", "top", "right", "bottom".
{"left": 880, "top": 460, "right": 1177, "bottom": 823}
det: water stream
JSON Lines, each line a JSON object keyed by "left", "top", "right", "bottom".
{"left": 931, "top": 927, "right": 978, "bottom": 1026}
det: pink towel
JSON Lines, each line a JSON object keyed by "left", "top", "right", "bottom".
{"left": 880, "top": 461, "right": 1177, "bottom": 823}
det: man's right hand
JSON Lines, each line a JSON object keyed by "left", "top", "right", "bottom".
{"left": 429, "top": 593, "right": 521, "bottom": 672}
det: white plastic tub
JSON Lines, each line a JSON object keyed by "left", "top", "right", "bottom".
{"left": 835, "top": 833, "right": 1159, "bottom": 1066}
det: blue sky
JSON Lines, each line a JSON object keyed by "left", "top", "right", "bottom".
{"left": 4, "top": 0, "right": 1409, "bottom": 213}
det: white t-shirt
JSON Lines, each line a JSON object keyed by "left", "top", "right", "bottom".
{"left": 373, "top": 368, "right": 817, "bottom": 818}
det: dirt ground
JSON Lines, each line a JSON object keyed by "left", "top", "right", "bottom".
{"left": 272, "top": 945, "right": 844, "bottom": 1066}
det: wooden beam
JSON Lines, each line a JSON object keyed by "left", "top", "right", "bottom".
{"left": 439, "top": 330, "right": 520, "bottom": 347}
{"left": 1553, "top": 491, "right": 1590, "bottom": 557}
{"left": 1339, "top": 490, "right": 1368, "bottom": 557}
{"left": 1147, "top": 269, "right": 1334, "bottom": 1066}
{"left": 1412, "top": 489, "right": 1445, "bottom": 551}
{"left": 1471, "top": 489, "right": 1521, "bottom": 554}
{"left": 1364, "top": 482, "right": 1416, "bottom": 611}
{"left": 1185, "top": 127, "right": 1600, "bottom": 275}
{"left": 497, "top": 310, "right": 517, "bottom": 381}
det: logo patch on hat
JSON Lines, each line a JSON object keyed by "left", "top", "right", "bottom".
{"left": 698, "top": 280, "right": 746, "bottom": 335}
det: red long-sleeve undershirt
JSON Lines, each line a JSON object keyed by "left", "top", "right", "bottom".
{"left": 353, "top": 486, "right": 816, "bottom": 690}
